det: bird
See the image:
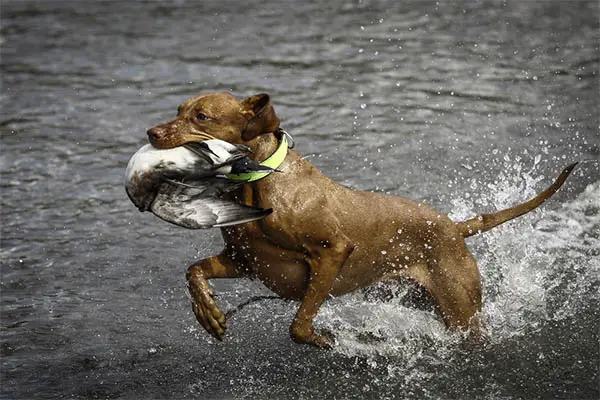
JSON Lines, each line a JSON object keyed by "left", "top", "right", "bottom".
{"left": 124, "top": 139, "right": 275, "bottom": 229}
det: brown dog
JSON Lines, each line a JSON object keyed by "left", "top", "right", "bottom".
{"left": 146, "top": 92, "right": 576, "bottom": 348}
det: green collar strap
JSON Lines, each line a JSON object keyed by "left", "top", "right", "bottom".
{"left": 226, "top": 132, "right": 290, "bottom": 182}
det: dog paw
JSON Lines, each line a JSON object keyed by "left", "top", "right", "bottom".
{"left": 313, "top": 329, "right": 336, "bottom": 349}
{"left": 188, "top": 279, "right": 227, "bottom": 340}
{"left": 290, "top": 325, "right": 335, "bottom": 349}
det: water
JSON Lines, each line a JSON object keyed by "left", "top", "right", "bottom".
{"left": 1, "top": 1, "right": 599, "bottom": 398}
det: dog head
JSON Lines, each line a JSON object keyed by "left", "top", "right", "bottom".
{"left": 147, "top": 92, "right": 280, "bottom": 149}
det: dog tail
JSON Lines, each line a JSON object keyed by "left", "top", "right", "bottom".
{"left": 456, "top": 162, "right": 578, "bottom": 238}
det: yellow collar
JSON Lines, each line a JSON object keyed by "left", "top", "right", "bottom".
{"left": 226, "top": 134, "right": 289, "bottom": 182}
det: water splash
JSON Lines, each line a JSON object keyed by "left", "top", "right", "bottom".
{"left": 316, "top": 159, "right": 598, "bottom": 368}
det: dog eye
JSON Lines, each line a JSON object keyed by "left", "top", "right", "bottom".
{"left": 196, "top": 113, "right": 209, "bottom": 121}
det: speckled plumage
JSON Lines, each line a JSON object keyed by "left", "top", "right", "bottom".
{"left": 125, "top": 140, "right": 272, "bottom": 229}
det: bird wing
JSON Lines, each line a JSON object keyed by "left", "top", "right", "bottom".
{"left": 150, "top": 180, "right": 272, "bottom": 229}
{"left": 185, "top": 140, "right": 250, "bottom": 165}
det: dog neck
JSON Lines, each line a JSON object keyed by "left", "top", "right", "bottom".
{"left": 248, "top": 131, "right": 281, "bottom": 161}
{"left": 226, "top": 131, "right": 288, "bottom": 183}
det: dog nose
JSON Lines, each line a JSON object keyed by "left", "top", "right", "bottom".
{"left": 147, "top": 127, "right": 164, "bottom": 143}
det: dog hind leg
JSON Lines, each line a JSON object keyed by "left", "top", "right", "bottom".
{"left": 391, "top": 254, "right": 482, "bottom": 337}
{"left": 428, "top": 253, "right": 482, "bottom": 336}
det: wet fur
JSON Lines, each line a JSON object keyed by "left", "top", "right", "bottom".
{"left": 147, "top": 92, "right": 576, "bottom": 348}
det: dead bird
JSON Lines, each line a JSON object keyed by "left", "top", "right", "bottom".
{"left": 124, "top": 139, "right": 275, "bottom": 228}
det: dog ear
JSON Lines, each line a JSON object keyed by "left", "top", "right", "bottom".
{"left": 241, "top": 93, "right": 280, "bottom": 141}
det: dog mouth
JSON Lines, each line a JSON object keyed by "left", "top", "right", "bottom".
{"left": 188, "top": 128, "right": 218, "bottom": 142}
{"left": 148, "top": 136, "right": 183, "bottom": 150}
{"left": 151, "top": 133, "right": 214, "bottom": 150}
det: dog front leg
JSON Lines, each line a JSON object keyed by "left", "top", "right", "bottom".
{"left": 290, "top": 238, "right": 354, "bottom": 348}
{"left": 186, "top": 251, "right": 247, "bottom": 340}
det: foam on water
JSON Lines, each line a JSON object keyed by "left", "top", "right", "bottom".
{"left": 314, "top": 159, "right": 599, "bottom": 370}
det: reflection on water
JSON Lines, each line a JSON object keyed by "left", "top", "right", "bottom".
{"left": 1, "top": 1, "right": 598, "bottom": 399}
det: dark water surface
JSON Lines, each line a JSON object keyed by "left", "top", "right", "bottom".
{"left": 1, "top": 1, "right": 599, "bottom": 399}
